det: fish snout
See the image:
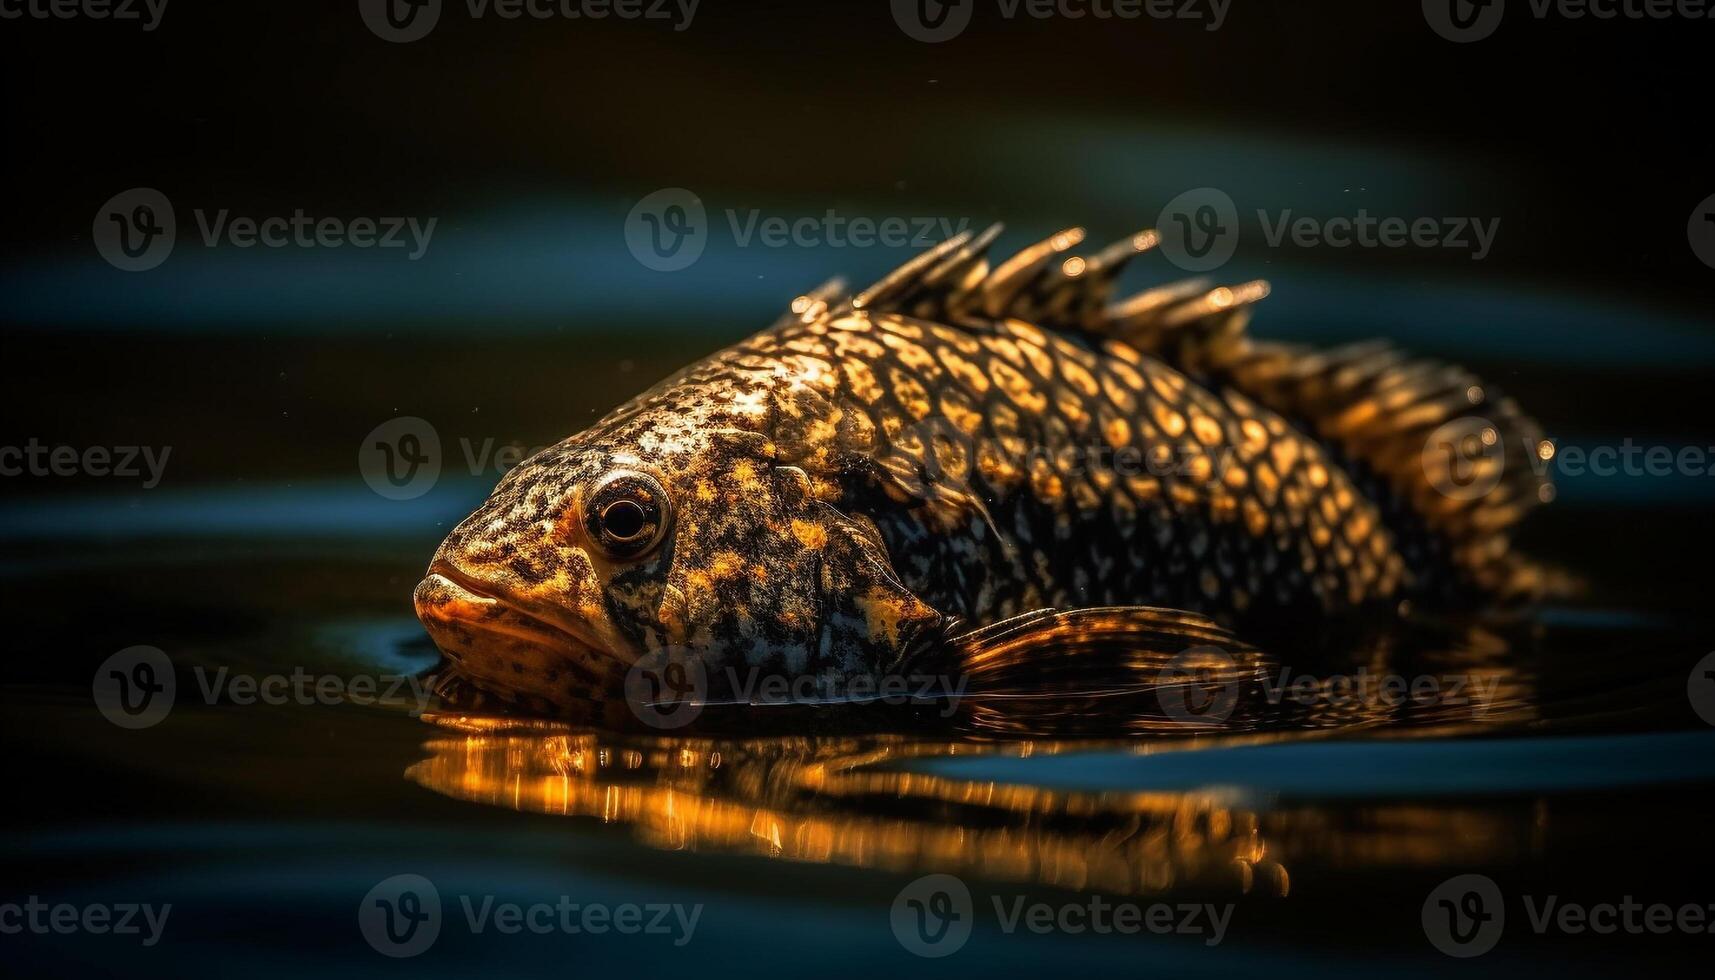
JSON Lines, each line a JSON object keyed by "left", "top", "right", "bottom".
{"left": 414, "top": 566, "right": 497, "bottom": 633}
{"left": 412, "top": 559, "right": 636, "bottom": 707}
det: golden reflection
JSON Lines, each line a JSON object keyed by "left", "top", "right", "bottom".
{"left": 408, "top": 624, "right": 1540, "bottom": 895}
{"left": 408, "top": 724, "right": 1536, "bottom": 898}
{"left": 954, "top": 619, "right": 1538, "bottom": 738}
{"left": 409, "top": 724, "right": 1284, "bottom": 896}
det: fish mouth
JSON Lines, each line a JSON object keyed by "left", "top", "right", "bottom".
{"left": 413, "top": 562, "right": 634, "bottom": 704}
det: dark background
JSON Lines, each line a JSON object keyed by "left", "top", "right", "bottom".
{"left": 3, "top": 5, "right": 1715, "bottom": 977}
{"left": 1, "top": 1, "right": 1712, "bottom": 588}
{"left": 2, "top": 0, "right": 1711, "bottom": 293}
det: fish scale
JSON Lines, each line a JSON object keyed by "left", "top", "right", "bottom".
{"left": 414, "top": 225, "right": 1558, "bottom": 718}
{"left": 743, "top": 309, "right": 1403, "bottom": 627}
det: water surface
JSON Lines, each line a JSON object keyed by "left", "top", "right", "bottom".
{"left": 3, "top": 518, "right": 1710, "bottom": 976}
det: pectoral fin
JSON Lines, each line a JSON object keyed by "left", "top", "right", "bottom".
{"left": 933, "top": 605, "right": 1269, "bottom": 735}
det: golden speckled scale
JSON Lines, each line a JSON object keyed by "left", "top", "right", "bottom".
{"left": 414, "top": 226, "right": 1556, "bottom": 714}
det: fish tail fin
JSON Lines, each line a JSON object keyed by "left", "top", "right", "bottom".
{"left": 1218, "top": 338, "right": 1556, "bottom": 595}
{"left": 1025, "top": 228, "right": 1558, "bottom": 597}
{"left": 1017, "top": 230, "right": 1558, "bottom": 595}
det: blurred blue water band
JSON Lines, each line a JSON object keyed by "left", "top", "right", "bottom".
{"left": 4, "top": 199, "right": 1711, "bottom": 368}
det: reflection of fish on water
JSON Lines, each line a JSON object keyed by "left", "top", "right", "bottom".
{"left": 412, "top": 223, "right": 1573, "bottom": 724}
{"left": 404, "top": 717, "right": 1546, "bottom": 898}
{"left": 421, "top": 614, "right": 1540, "bottom": 737}
{"left": 933, "top": 614, "right": 1538, "bottom": 737}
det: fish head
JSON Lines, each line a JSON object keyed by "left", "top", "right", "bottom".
{"left": 414, "top": 391, "right": 945, "bottom": 711}
{"left": 412, "top": 433, "right": 664, "bottom": 709}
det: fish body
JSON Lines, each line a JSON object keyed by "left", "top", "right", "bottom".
{"left": 415, "top": 226, "right": 1553, "bottom": 715}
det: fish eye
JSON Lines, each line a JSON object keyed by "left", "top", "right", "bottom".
{"left": 581, "top": 470, "right": 671, "bottom": 560}
{"left": 601, "top": 499, "right": 648, "bottom": 541}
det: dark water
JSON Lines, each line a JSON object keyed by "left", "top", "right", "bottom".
{"left": 3, "top": 0, "right": 1711, "bottom": 972}
{"left": 3, "top": 499, "right": 1713, "bottom": 976}
{"left": 3, "top": 244, "right": 1713, "bottom": 978}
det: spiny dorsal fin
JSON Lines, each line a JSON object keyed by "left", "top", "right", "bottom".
{"left": 778, "top": 228, "right": 1557, "bottom": 593}
{"left": 784, "top": 224, "right": 1270, "bottom": 365}
{"left": 1114, "top": 279, "right": 1272, "bottom": 375}
{"left": 770, "top": 275, "right": 847, "bottom": 331}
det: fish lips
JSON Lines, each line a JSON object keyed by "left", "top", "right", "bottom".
{"left": 413, "top": 564, "right": 633, "bottom": 701}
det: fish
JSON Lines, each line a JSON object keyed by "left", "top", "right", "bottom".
{"left": 413, "top": 225, "right": 1559, "bottom": 722}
